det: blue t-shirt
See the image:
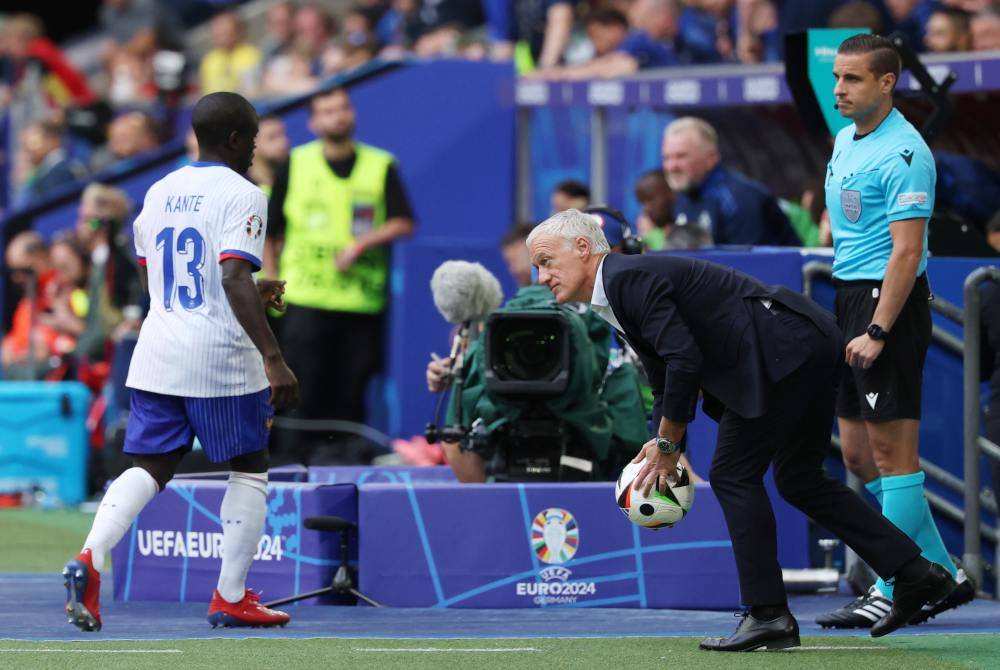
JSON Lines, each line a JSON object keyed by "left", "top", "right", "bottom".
{"left": 617, "top": 30, "right": 678, "bottom": 69}
{"left": 673, "top": 164, "right": 799, "bottom": 246}
{"left": 825, "top": 108, "right": 935, "bottom": 281}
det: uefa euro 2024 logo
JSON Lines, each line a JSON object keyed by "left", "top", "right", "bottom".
{"left": 518, "top": 508, "right": 595, "bottom": 604}
{"left": 531, "top": 508, "right": 579, "bottom": 565}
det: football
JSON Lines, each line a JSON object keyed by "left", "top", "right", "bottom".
{"left": 614, "top": 459, "right": 695, "bottom": 529}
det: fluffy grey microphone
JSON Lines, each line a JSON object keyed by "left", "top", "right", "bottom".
{"left": 430, "top": 260, "right": 504, "bottom": 324}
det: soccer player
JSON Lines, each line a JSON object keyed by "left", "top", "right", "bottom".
{"left": 816, "top": 35, "right": 972, "bottom": 630}
{"left": 62, "top": 92, "right": 299, "bottom": 632}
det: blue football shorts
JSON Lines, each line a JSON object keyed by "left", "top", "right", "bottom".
{"left": 124, "top": 388, "right": 273, "bottom": 463}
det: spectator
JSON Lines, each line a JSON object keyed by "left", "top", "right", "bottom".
{"left": 662, "top": 116, "right": 799, "bottom": 246}
{"left": 733, "top": 0, "right": 781, "bottom": 63}
{"left": 105, "top": 111, "right": 159, "bottom": 165}
{"left": 790, "top": 179, "right": 829, "bottom": 247}
{"left": 483, "top": 0, "right": 577, "bottom": 71}
{"left": 551, "top": 179, "right": 590, "bottom": 212}
{"left": 40, "top": 235, "right": 92, "bottom": 353}
{"left": 531, "top": 0, "right": 683, "bottom": 79}
{"left": 199, "top": 11, "right": 262, "bottom": 96}
{"left": 99, "top": 0, "right": 183, "bottom": 62}
{"left": 884, "top": 0, "right": 934, "bottom": 52}
{"left": 828, "top": 1, "right": 884, "bottom": 34}
{"left": 321, "top": 7, "right": 381, "bottom": 74}
{"left": 971, "top": 7, "right": 1000, "bottom": 50}
{"left": 1, "top": 231, "right": 55, "bottom": 378}
{"left": 988, "top": 211, "right": 1000, "bottom": 254}
{"left": 935, "top": 151, "right": 1000, "bottom": 228}
{"left": 677, "top": 0, "right": 728, "bottom": 63}
{"left": 261, "top": 3, "right": 336, "bottom": 96}
{"left": 379, "top": 0, "right": 485, "bottom": 56}
{"left": 500, "top": 222, "right": 535, "bottom": 287}
{"left": 248, "top": 115, "right": 291, "bottom": 197}
{"left": 583, "top": 8, "right": 631, "bottom": 58}
{"left": 925, "top": 7, "right": 973, "bottom": 52}
{"left": 633, "top": 168, "right": 674, "bottom": 250}
{"left": 106, "top": 49, "right": 156, "bottom": 106}
{"left": 261, "top": 1, "right": 296, "bottom": 62}
{"left": 13, "top": 120, "right": 88, "bottom": 210}
{"left": 0, "top": 14, "right": 95, "bottom": 107}
{"left": 944, "top": 0, "right": 991, "bottom": 11}
{"left": 73, "top": 184, "right": 143, "bottom": 363}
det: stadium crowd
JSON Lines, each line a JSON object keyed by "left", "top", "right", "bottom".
{"left": 3, "top": 1, "right": 1000, "bottom": 213}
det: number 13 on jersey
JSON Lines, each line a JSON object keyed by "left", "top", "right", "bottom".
{"left": 156, "top": 226, "right": 206, "bottom": 311}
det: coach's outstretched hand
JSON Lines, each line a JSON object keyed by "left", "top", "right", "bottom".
{"left": 265, "top": 356, "right": 299, "bottom": 409}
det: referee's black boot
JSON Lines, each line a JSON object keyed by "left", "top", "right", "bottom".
{"left": 699, "top": 606, "right": 800, "bottom": 652}
{"left": 871, "top": 559, "right": 957, "bottom": 638}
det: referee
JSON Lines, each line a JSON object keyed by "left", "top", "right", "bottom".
{"left": 816, "top": 34, "right": 972, "bottom": 629}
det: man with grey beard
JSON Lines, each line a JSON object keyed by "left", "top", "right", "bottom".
{"left": 662, "top": 117, "right": 799, "bottom": 246}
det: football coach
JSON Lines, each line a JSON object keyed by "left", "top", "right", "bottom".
{"left": 526, "top": 209, "right": 955, "bottom": 652}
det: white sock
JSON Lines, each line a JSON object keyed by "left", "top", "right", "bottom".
{"left": 83, "top": 467, "right": 159, "bottom": 570}
{"left": 217, "top": 471, "right": 268, "bottom": 603}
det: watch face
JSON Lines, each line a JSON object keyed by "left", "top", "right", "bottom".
{"left": 656, "top": 438, "right": 676, "bottom": 454}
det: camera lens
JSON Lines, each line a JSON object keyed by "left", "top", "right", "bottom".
{"left": 494, "top": 320, "right": 562, "bottom": 381}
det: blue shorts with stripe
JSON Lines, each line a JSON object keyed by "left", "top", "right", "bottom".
{"left": 124, "top": 388, "right": 273, "bottom": 463}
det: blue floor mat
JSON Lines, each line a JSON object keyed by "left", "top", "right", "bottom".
{"left": 2, "top": 573, "right": 996, "bottom": 641}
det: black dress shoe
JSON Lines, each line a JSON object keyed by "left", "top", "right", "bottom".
{"left": 699, "top": 611, "right": 800, "bottom": 652}
{"left": 871, "top": 562, "right": 957, "bottom": 638}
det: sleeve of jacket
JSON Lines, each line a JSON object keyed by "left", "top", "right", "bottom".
{"left": 611, "top": 268, "right": 702, "bottom": 424}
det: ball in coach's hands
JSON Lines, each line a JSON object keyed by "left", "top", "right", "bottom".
{"left": 614, "top": 459, "right": 694, "bottom": 529}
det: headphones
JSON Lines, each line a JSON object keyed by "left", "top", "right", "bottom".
{"left": 583, "top": 205, "right": 643, "bottom": 256}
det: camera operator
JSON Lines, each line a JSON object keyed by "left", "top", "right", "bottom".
{"left": 429, "top": 281, "right": 648, "bottom": 483}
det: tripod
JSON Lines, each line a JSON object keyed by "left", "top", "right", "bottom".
{"left": 263, "top": 516, "right": 382, "bottom": 608}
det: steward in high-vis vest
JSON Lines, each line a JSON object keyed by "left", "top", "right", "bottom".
{"left": 265, "top": 87, "right": 414, "bottom": 433}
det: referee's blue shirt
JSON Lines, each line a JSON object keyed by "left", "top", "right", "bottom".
{"left": 826, "top": 108, "right": 935, "bottom": 281}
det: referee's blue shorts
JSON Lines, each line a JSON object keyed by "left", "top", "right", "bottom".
{"left": 124, "top": 388, "right": 274, "bottom": 463}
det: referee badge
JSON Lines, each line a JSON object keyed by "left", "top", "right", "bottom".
{"left": 841, "top": 189, "right": 862, "bottom": 223}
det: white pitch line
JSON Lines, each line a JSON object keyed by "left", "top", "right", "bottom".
{"left": 354, "top": 647, "right": 541, "bottom": 653}
{"left": 0, "top": 649, "right": 182, "bottom": 654}
{"left": 790, "top": 646, "right": 883, "bottom": 651}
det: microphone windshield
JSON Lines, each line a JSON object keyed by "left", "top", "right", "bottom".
{"left": 431, "top": 260, "right": 504, "bottom": 324}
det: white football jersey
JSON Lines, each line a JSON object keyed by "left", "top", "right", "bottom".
{"left": 126, "top": 162, "right": 270, "bottom": 398}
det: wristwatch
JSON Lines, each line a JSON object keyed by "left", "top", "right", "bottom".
{"left": 655, "top": 436, "right": 684, "bottom": 455}
{"left": 866, "top": 323, "right": 887, "bottom": 341}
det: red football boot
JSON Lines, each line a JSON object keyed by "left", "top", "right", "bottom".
{"left": 207, "top": 588, "right": 290, "bottom": 628}
{"left": 63, "top": 549, "right": 102, "bottom": 632}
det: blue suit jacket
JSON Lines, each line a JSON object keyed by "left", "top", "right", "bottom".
{"left": 600, "top": 253, "right": 839, "bottom": 425}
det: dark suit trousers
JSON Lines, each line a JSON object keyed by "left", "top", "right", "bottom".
{"left": 708, "top": 302, "right": 921, "bottom": 605}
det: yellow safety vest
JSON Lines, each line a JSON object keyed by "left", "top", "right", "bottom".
{"left": 280, "top": 141, "right": 393, "bottom": 314}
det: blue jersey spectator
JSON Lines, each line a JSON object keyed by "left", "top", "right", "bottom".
{"left": 617, "top": 29, "right": 679, "bottom": 69}
{"left": 13, "top": 120, "right": 87, "bottom": 210}
{"left": 934, "top": 151, "right": 1000, "bottom": 228}
{"left": 886, "top": 0, "right": 941, "bottom": 53}
{"left": 663, "top": 117, "right": 799, "bottom": 246}
{"left": 482, "top": 0, "right": 577, "bottom": 69}
{"left": 529, "top": 0, "right": 686, "bottom": 80}
{"left": 678, "top": 6, "right": 724, "bottom": 63}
